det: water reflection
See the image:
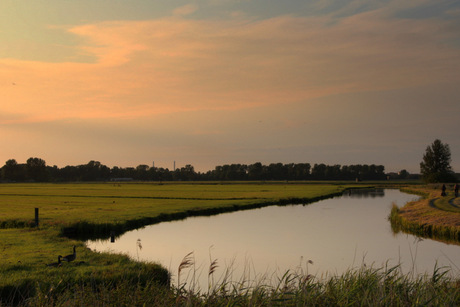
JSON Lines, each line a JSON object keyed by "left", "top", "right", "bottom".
{"left": 343, "top": 188, "right": 385, "bottom": 198}
{"left": 87, "top": 189, "right": 460, "bottom": 290}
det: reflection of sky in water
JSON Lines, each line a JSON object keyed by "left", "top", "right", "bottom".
{"left": 87, "top": 190, "right": 460, "bottom": 289}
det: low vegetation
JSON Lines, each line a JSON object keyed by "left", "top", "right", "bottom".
{"left": 390, "top": 184, "right": 460, "bottom": 243}
{"left": 10, "top": 260, "right": 460, "bottom": 306}
{"left": 1, "top": 182, "right": 459, "bottom": 305}
{"left": 0, "top": 182, "right": 355, "bottom": 304}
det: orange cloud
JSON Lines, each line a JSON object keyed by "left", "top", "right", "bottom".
{"left": 1, "top": 6, "right": 459, "bottom": 125}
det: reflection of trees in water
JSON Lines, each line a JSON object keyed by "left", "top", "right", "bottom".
{"left": 343, "top": 189, "right": 385, "bottom": 198}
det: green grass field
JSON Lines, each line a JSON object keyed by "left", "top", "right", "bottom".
{"left": 0, "top": 182, "right": 351, "bottom": 225}
{"left": 0, "top": 182, "right": 361, "bottom": 304}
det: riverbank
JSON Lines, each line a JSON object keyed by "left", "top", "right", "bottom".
{"left": 2, "top": 182, "right": 459, "bottom": 305}
{"left": 390, "top": 185, "right": 460, "bottom": 243}
{"left": 0, "top": 182, "right": 356, "bottom": 304}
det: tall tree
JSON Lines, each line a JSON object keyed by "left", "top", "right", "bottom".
{"left": 420, "top": 139, "right": 455, "bottom": 183}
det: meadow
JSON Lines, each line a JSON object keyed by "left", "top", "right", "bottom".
{"left": 0, "top": 182, "right": 351, "bottom": 235}
{"left": 0, "top": 182, "right": 353, "bottom": 304}
{"left": 1, "top": 182, "right": 460, "bottom": 306}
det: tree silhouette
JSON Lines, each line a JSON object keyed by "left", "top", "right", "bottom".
{"left": 420, "top": 139, "right": 455, "bottom": 183}
{"left": 26, "top": 157, "right": 48, "bottom": 181}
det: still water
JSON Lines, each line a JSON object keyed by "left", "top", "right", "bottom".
{"left": 87, "top": 189, "right": 460, "bottom": 288}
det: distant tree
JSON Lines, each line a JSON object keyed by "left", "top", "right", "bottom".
{"left": 398, "top": 169, "right": 409, "bottom": 179}
{"left": 293, "top": 163, "right": 311, "bottom": 180}
{"left": 268, "top": 163, "right": 287, "bottom": 180}
{"left": 26, "top": 157, "right": 48, "bottom": 181}
{"left": 311, "top": 163, "right": 326, "bottom": 180}
{"left": 2, "top": 159, "right": 26, "bottom": 181}
{"left": 156, "top": 167, "right": 172, "bottom": 181}
{"left": 325, "top": 164, "right": 341, "bottom": 180}
{"left": 47, "top": 165, "right": 60, "bottom": 182}
{"left": 248, "top": 162, "right": 264, "bottom": 180}
{"left": 60, "top": 165, "right": 79, "bottom": 181}
{"left": 2, "top": 159, "right": 17, "bottom": 180}
{"left": 135, "top": 164, "right": 150, "bottom": 180}
{"left": 178, "top": 164, "right": 196, "bottom": 181}
{"left": 420, "top": 139, "right": 455, "bottom": 183}
{"left": 362, "top": 164, "right": 386, "bottom": 180}
{"left": 375, "top": 165, "right": 386, "bottom": 179}
{"left": 80, "top": 161, "right": 110, "bottom": 181}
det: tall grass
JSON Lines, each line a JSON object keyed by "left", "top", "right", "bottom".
{"left": 0, "top": 247, "right": 170, "bottom": 306}
{"left": 9, "top": 259, "right": 460, "bottom": 306}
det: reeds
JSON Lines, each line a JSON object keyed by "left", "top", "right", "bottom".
{"left": 2, "top": 253, "right": 460, "bottom": 306}
{"left": 170, "top": 251, "right": 460, "bottom": 306}
{"left": 14, "top": 259, "right": 459, "bottom": 306}
{"left": 177, "top": 251, "right": 195, "bottom": 290}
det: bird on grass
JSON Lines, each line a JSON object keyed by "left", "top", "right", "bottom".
{"left": 62, "top": 246, "right": 76, "bottom": 262}
{"left": 47, "top": 255, "right": 62, "bottom": 267}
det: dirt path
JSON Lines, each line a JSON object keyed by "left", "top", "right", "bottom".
{"left": 449, "top": 197, "right": 460, "bottom": 209}
{"left": 429, "top": 196, "right": 460, "bottom": 211}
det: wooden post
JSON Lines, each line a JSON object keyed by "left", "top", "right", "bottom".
{"left": 35, "top": 208, "right": 39, "bottom": 227}
{"left": 110, "top": 231, "right": 115, "bottom": 243}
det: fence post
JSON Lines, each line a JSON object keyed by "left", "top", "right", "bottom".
{"left": 35, "top": 208, "right": 39, "bottom": 227}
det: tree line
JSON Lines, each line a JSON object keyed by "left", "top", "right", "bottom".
{"left": 0, "top": 158, "right": 390, "bottom": 182}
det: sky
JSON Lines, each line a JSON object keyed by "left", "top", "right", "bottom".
{"left": 1, "top": 0, "right": 460, "bottom": 173}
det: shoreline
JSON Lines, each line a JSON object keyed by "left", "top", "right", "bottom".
{"left": 390, "top": 186, "right": 460, "bottom": 243}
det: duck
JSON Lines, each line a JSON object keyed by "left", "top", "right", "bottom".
{"left": 62, "top": 246, "right": 76, "bottom": 262}
{"left": 47, "top": 255, "right": 62, "bottom": 267}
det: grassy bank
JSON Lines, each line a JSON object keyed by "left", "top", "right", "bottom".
{"left": 0, "top": 182, "right": 362, "bottom": 304}
{"left": 0, "top": 227, "right": 170, "bottom": 305}
{"left": 0, "top": 182, "right": 354, "bottom": 239}
{"left": 389, "top": 185, "right": 460, "bottom": 243}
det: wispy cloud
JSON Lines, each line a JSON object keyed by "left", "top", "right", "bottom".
{"left": 173, "top": 4, "right": 199, "bottom": 16}
{"left": 1, "top": 1, "right": 459, "bottom": 126}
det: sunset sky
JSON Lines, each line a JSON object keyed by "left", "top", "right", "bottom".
{"left": 1, "top": 0, "right": 460, "bottom": 173}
